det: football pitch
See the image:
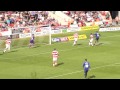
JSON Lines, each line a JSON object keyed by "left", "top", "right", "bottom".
{"left": 0, "top": 30, "right": 120, "bottom": 79}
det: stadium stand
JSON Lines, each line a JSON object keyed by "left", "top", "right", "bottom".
{"left": 0, "top": 11, "right": 61, "bottom": 31}
{"left": 62, "top": 11, "right": 113, "bottom": 27}
{"left": 0, "top": 11, "right": 119, "bottom": 31}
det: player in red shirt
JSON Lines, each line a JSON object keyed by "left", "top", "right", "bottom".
{"left": 89, "top": 33, "right": 94, "bottom": 46}
{"left": 52, "top": 48, "right": 59, "bottom": 67}
{"left": 3, "top": 37, "right": 11, "bottom": 53}
{"left": 73, "top": 32, "right": 79, "bottom": 46}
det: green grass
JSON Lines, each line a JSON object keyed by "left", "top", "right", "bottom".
{"left": 0, "top": 30, "right": 120, "bottom": 79}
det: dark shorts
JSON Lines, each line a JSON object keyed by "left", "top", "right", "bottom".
{"left": 96, "top": 37, "right": 99, "bottom": 41}
{"left": 84, "top": 68, "right": 89, "bottom": 73}
{"left": 30, "top": 40, "right": 34, "bottom": 44}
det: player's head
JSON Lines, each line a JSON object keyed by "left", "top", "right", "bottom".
{"left": 54, "top": 48, "right": 56, "bottom": 50}
{"left": 85, "top": 59, "right": 87, "bottom": 61}
{"left": 90, "top": 33, "right": 92, "bottom": 35}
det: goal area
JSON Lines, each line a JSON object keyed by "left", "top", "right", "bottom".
{"left": 0, "top": 25, "right": 52, "bottom": 50}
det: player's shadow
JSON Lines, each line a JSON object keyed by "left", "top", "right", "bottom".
{"left": 0, "top": 53, "right": 3, "bottom": 55}
{"left": 95, "top": 43, "right": 103, "bottom": 46}
{"left": 77, "top": 44, "right": 82, "bottom": 45}
{"left": 33, "top": 46, "right": 40, "bottom": 48}
{"left": 57, "top": 62, "right": 64, "bottom": 66}
{"left": 8, "top": 50, "right": 18, "bottom": 53}
{"left": 0, "top": 50, "right": 18, "bottom": 55}
{"left": 87, "top": 75, "right": 96, "bottom": 79}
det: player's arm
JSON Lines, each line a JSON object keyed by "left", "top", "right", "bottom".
{"left": 58, "top": 53, "right": 59, "bottom": 58}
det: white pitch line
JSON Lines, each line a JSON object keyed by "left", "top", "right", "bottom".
{"left": 45, "top": 62, "right": 120, "bottom": 79}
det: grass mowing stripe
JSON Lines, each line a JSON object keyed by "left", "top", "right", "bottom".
{"left": 0, "top": 34, "right": 119, "bottom": 51}
{"left": 0, "top": 42, "right": 109, "bottom": 60}
{"left": 45, "top": 62, "right": 120, "bottom": 79}
{"left": 0, "top": 34, "right": 118, "bottom": 60}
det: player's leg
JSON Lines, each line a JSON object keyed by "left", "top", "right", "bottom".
{"left": 3, "top": 44, "right": 8, "bottom": 53}
{"left": 53, "top": 61, "right": 55, "bottom": 67}
{"left": 31, "top": 40, "right": 34, "bottom": 47}
{"left": 73, "top": 40, "right": 76, "bottom": 46}
{"left": 89, "top": 39, "right": 91, "bottom": 46}
{"left": 55, "top": 59, "right": 58, "bottom": 66}
{"left": 73, "top": 38, "right": 77, "bottom": 46}
{"left": 84, "top": 70, "right": 87, "bottom": 78}
{"left": 8, "top": 45, "right": 11, "bottom": 51}
{"left": 53, "top": 57, "right": 56, "bottom": 67}
{"left": 33, "top": 41, "right": 35, "bottom": 46}
{"left": 89, "top": 39, "right": 92, "bottom": 46}
{"left": 7, "top": 45, "right": 10, "bottom": 52}
{"left": 3, "top": 48, "right": 6, "bottom": 53}
{"left": 97, "top": 38, "right": 99, "bottom": 43}
{"left": 85, "top": 71, "right": 88, "bottom": 78}
{"left": 31, "top": 43, "right": 33, "bottom": 47}
{"left": 32, "top": 42, "right": 35, "bottom": 47}
{"left": 91, "top": 39, "right": 93, "bottom": 46}
{"left": 95, "top": 38, "right": 99, "bottom": 45}
{"left": 76, "top": 38, "right": 78, "bottom": 45}
{"left": 84, "top": 70, "right": 88, "bottom": 78}
{"left": 92, "top": 43, "right": 94, "bottom": 46}
{"left": 29, "top": 43, "right": 32, "bottom": 48}
{"left": 94, "top": 38, "right": 97, "bottom": 45}
{"left": 29, "top": 40, "right": 33, "bottom": 48}
{"left": 89, "top": 42, "right": 91, "bottom": 46}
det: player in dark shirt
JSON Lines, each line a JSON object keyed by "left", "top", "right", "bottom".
{"left": 94, "top": 31, "right": 101, "bottom": 45}
{"left": 29, "top": 34, "right": 35, "bottom": 48}
{"left": 83, "top": 59, "right": 90, "bottom": 78}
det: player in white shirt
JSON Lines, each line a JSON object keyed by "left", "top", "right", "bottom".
{"left": 52, "top": 48, "right": 59, "bottom": 67}
{"left": 89, "top": 33, "right": 94, "bottom": 46}
{"left": 73, "top": 32, "right": 79, "bottom": 46}
{"left": 3, "top": 37, "right": 11, "bottom": 53}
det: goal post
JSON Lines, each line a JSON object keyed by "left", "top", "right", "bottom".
{"left": 49, "top": 24, "right": 52, "bottom": 45}
{"left": 6, "top": 25, "right": 52, "bottom": 49}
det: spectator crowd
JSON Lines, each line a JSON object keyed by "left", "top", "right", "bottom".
{"left": 0, "top": 11, "right": 60, "bottom": 31}
{"left": 0, "top": 11, "right": 116, "bottom": 32}
{"left": 63, "top": 11, "right": 112, "bottom": 27}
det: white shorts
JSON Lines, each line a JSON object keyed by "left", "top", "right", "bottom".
{"left": 74, "top": 38, "right": 78, "bottom": 42}
{"left": 90, "top": 39, "right": 93, "bottom": 43}
{"left": 6, "top": 44, "right": 10, "bottom": 50}
{"left": 53, "top": 57, "right": 58, "bottom": 62}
